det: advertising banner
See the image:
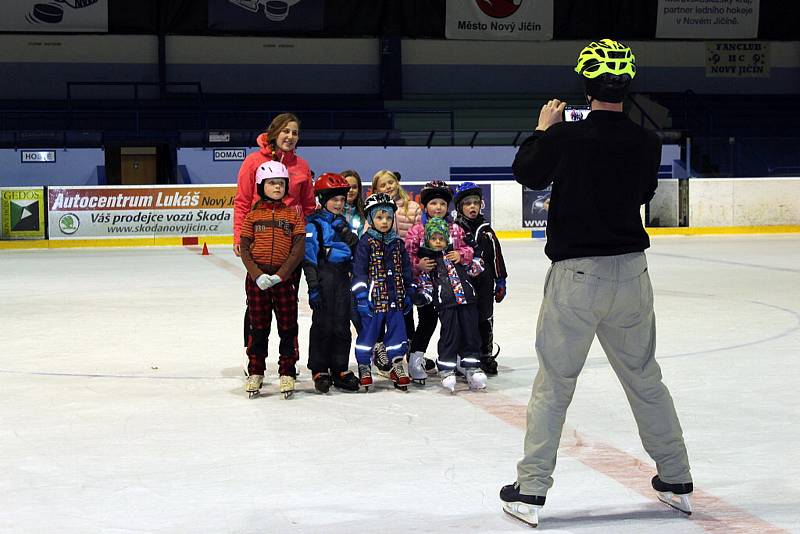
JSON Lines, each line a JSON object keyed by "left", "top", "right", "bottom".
{"left": 656, "top": 0, "right": 760, "bottom": 39}
{"left": 445, "top": 0, "right": 553, "bottom": 41}
{"left": 47, "top": 185, "right": 236, "bottom": 240}
{"left": 1, "top": 187, "right": 46, "bottom": 240}
{"left": 0, "top": 0, "right": 108, "bottom": 33}
{"left": 706, "top": 41, "right": 769, "bottom": 77}
{"left": 522, "top": 185, "right": 551, "bottom": 232}
{"left": 208, "top": 0, "right": 324, "bottom": 32}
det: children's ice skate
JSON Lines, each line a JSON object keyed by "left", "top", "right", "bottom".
{"left": 652, "top": 476, "right": 693, "bottom": 515}
{"left": 373, "top": 342, "right": 391, "bottom": 378}
{"left": 424, "top": 356, "right": 438, "bottom": 375}
{"left": 389, "top": 357, "right": 411, "bottom": 391}
{"left": 465, "top": 368, "right": 487, "bottom": 390}
{"left": 313, "top": 372, "right": 333, "bottom": 394}
{"left": 480, "top": 355, "right": 498, "bottom": 375}
{"left": 245, "top": 374, "right": 263, "bottom": 399}
{"left": 333, "top": 371, "right": 360, "bottom": 392}
{"left": 500, "top": 483, "right": 545, "bottom": 528}
{"left": 279, "top": 375, "right": 295, "bottom": 399}
{"left": 358, "top": 363, "right": 373, "bottom": 392}
{"left": 408, "top": 351, "right": 427, "bottom": 385}
{"left": 440, "top": 371, "right": 456, "bottom": 393}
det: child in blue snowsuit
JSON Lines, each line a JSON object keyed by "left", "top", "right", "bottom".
{"left": 303, "top": 173, "right": 360, "bottom": 394}
{"left": 351, "top": 193, "right": 415, "bottom": 391}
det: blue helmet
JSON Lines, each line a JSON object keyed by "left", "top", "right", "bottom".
{"left": 454, "top": 181, "right": 482, "bottom": 207}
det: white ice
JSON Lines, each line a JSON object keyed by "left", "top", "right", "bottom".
{"left": 1, "top": 235, "right": 799, "bottom": 533}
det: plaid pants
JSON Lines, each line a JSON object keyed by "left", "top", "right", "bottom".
{"left": 245, "top": 275, "right": 299, "bottom": 377}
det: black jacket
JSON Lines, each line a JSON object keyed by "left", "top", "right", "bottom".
{"left": 455, "top": 214, "right": 507, "bottom": 282}
{"left": 512, "top": 110, "right": 660, "bottom": 262}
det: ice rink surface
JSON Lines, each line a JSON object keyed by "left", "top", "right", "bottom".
{"left": 1, "top": 235, "right": 799, "bottom": 533}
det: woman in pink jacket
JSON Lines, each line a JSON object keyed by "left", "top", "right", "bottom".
{"left": 233, "top": 112, "right": 315, "bottom": 256}
{"left": 233, "top": 113, "right": 315, "bottom": 361}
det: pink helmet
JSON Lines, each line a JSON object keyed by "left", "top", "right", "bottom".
{"left": 255, "top": 161, "right": 289, "bottom": 184}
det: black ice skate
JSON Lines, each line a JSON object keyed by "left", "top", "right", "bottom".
{"left": 652, "top": 475, "right": 693, "bottom": 515}
{"left": 500, "top": 483, "right": 545, "bottom": 528}
{"left": 332, "top": 371, "right": 360, "bottom": 392}
{"left": 424, "top": 356, "right": 437, "bottom": 375}
{"left": 313, "top": 372, "right": 333, "bottom": 394}
{"left": 480, "top": 356, "right": 498, "bottom": 375}
{"left": 373, "top": 342, "right": 391, "bottom": 378}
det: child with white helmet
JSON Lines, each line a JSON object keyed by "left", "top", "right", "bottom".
{"left": 239, "top": 160, "right": 306, "bottom": 399}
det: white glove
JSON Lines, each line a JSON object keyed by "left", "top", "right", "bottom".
{"left": 255, "top": 274, "right": 272, "bottom": 290}
{"left": 268, "top": 274, "right": 282, "bottom": 287}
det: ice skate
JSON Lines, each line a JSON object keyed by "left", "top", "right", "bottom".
{"left": 480, "top": 355, "right": 498, "bottom": 375}
{"left": 424, "top": 356, "right": 437, "bottom": 375}
{"left": 373, "top": 342, "right": 391, "bottom": 378}
{"left": 500, "top": 483, "right": 545, "bottom": 528}
{"left": 408, "top": 351, "right": 427, "bottom": 385}
{"left": 389, "top": 357, "right": 410, "bottom": 391}
{"left": 313, "top": 372, "right": 333, "bottom": 394}
{"left": 465, "top": 368, "right": 487, "bottom": 390}
{"left": 332, "top": 371, "right": 360, "bottom": 392}
{"left": 358, "top": 363, "right": 373, "bottom": 392}
{"left": 245, "top": 374, "right": 263, "bottom": 398}
{"left": 652, "top": 476, "right": 693, "bottom": 515}
{"left": 279, "top": 375, "right": 295, "bottom": 399}
{"left": 440, "top": 371, "right": 456, "bottom": 393}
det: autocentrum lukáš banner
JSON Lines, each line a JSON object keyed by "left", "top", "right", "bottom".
{"left": 47, "top": 185, "right": 236, "bottom": 239}
{"left": 1, "top": 187, "right": 46, "bottom": 240}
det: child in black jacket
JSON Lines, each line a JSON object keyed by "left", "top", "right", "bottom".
{"left": 453, "top": 182, "right": 508, "bottom": 375}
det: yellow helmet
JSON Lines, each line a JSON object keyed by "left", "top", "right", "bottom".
{"left": 575, "top": 39, "right": 636, "bottom": 80}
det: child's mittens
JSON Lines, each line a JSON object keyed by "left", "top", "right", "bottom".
{"left": 308, "top": 287, "right": 323, "bottom": 310}
{"left": 331, "top": 216, "right": 349, "bottom": 234}
{"left": 494, "top": 278, "right": 507, "bottom": 303}
{"left": 268, "top": 274, "right": 282, "bottom": 286}
{"left": 255, "top": 274, "right": 274, "bottom": 290}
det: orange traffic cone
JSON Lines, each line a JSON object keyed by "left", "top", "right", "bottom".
{"left": 201, "top": 242, "right": 209, "bottom": 255}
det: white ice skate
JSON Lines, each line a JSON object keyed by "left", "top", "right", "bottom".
{"left": 441, "top": 372, "right": 456, "bottom": 393}
{"left": 652, "top": 476, "right": 693, "bottom": 515}
{"left": 408, "top": 351, "right": 427, "bottom": 384}
{"left": 465, "top": 368, "right": 487, "bottom": 390}
{"left": 245, "top": 374, "right": 263, "bottom": 398}
{"left": 279, "top": 375, "right": 295, "bottom": 399}
{"left": 502, "top": 501, "right": 540, "bottom": 528}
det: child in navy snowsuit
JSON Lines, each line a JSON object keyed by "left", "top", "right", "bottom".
{"left": 453, "top": 181, "right": 508, "bottom": 375}
{"left": 416, "top": 217, "right": 486, "bottom": 392}
{"left": 351, "top": 193, "right": 415, "bottom": 391}
{"left": 303, "top": 173, "right": 360, "bottom": 393}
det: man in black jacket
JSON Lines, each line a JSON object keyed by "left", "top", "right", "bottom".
{"left": 500, "top": 40, "right": 693, "bottom": 528}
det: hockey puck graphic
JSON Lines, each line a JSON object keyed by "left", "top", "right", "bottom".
{"left": 33, "top": 3, "right": 64, "bottom": 23}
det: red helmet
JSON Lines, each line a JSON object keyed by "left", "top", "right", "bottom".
{"left": 314, "top": 172, "right": 351, "bottom": 205}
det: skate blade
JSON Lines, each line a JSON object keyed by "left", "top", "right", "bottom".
{"left": 247, "top": 391, "right": 261, "bottom": 399}
{"left": 502, "top": 502, "right": 539, "bottom": 528}
{"left": 282, "top": 391, "right": 294, "bottom": 399}
{"left": 412, "top": 378, "right": 426, "bottom": 385}
{"left": 393, "top": 384, "right": 409, "bottom": 391}
{"left": 657, "top": 492, "right": 692, "bottom": 515}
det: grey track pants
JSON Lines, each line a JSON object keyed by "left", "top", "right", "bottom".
{"left": 517, "top": 252, "right": 691, "bottom": 495}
